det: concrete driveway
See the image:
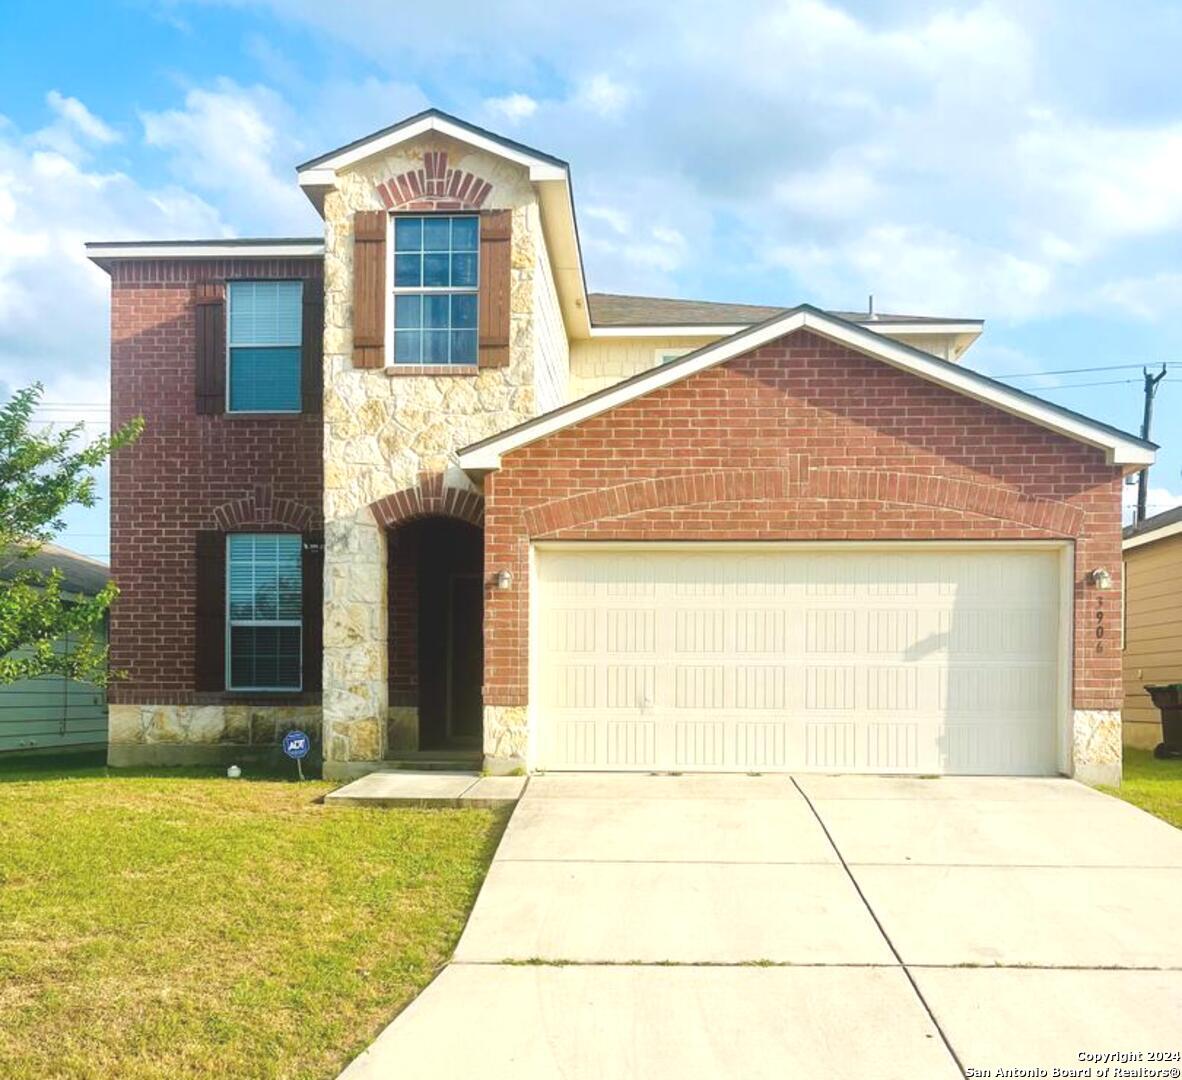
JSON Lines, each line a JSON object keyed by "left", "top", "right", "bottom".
{"left": 340, "top": 774, "right": 1182, "bottom": 1079}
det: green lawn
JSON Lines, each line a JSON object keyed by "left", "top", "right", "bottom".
{"left": 0, "top": 754, "right": 508, "bottom": 1079}
{"left": 1102, "top": 747, "right": 1182, "bottom": 828}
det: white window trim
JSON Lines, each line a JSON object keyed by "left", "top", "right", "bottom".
{"left": 225, "top": 280, "right": 305, "bottom": 415}
{"left": 225, "top": 534, "right": 304, "bottom": 693}
{"left": 385, "top": 213, "right": 480, "bottom": 369}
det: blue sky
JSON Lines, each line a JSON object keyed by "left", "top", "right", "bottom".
{"left": 3, "top": 0, "right": 1181, "bottom": 561}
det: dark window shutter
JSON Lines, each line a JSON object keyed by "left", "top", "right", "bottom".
{"left": 301, "top": 278, "right": 324, "bottom": 413}
{"left": 353, "top": 211, "right": 386, "bottom": 369}
{"left": 195, "top": 531, "right": 226, "bottom": 691}
{"left": 478, "top": 209, "right": 512, "bottom": 369}
{"left": 195, "top": 282, "right": 226, "bottom": 414}
{"left": 302, "top": 533, "right": 324, "bottom": 692}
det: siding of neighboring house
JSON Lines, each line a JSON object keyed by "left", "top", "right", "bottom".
{"left": 0, "top": 624, "right": 108, "bottom": 753}
{"left": 1, "top": 546, "right": 111, "bottom": 753}
{"left": 1122, "top": 532, "right": 1182, "bottom": 749}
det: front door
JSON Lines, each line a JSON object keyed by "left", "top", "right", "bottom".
{"left": 447, "top": 573, "right": 484, "bottom": 742}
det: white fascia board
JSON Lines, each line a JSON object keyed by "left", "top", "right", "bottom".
{"left": 1123, "top": 519, "right": 1182, "bottom": 550}
{"left": 457, "top": 308, "right": 1154, "bottom": 471}
{"left": 86, "top": 241, "right": 325, "bottom": 260}
{"left": 296, "top": 115, "right": 568, "bottom": 186}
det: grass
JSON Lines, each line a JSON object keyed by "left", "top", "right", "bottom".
{"left": 1101, "top": 747, "right": 1182, "bottom": 828}
{"left": 0, "top": 753, "right": 509, "bottom": 1079}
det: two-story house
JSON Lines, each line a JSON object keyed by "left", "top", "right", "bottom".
{"left": 88, "top": 109, "right": 1153, "bottom": 785}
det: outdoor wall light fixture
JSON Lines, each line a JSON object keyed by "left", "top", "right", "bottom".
{"left": 494, "top": 569, "right": 513, "bottom": 590}
{"left": 1089, "top": 567, "right": 1113, "bottom": 590}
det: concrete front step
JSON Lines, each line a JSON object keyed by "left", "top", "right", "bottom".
{"left": 384, "top": 752, "right": 483, "bottom": 772}
{"left": 324, "top": 770, "right": 526, "bottom": 809}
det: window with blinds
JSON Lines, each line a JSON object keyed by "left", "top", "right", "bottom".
{"left": 226, "top": 534, "right": 302, "bottom": 691}
{"left": 227, "top": 280, "right": 303, "bottom": 412}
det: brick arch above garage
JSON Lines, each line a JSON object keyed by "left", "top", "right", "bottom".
{"left": 520, "top": 465, "right": 1086, "bottom": 539}
{"left": 481, "top": 328, "right": 1124, "bottom": 713}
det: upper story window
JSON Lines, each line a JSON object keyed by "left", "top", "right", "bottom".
{"left": 391, "top": 215, "right": 478, "bottom": 366}
{"left": 227, "top": 280, "right": 303, "bottom": 412}
{"left": 226, "top": 533, "right": 302, "bottom": 691}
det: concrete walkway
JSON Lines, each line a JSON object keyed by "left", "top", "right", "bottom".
{"left": 339, "top": 773, "right": 1182, "bottom": 1079}
{"left": 323, "top": 770, "right": 525, "bottom": 808}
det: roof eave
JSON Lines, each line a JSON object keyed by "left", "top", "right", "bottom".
{"left": 457, "top": 305, "right": 1153, "bottom": 473}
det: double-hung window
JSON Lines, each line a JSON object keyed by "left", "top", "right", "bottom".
{"left": 227, "top": 280, "right": 303, "bottom": 412}
{"left": 226, "top": 534, "right": 302, "bottom": 691}
{"left": 391, "top": 215, "right": 479, "bottom": 366}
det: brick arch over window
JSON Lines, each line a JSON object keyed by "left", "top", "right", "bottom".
{"left": 209, "top": 487, "right": 321, "bottom": 531}
{"left": 371, "top": 472, "right": 484, "bottom": 529}
{"left": 376, "top": 151, "right": 492, "bottom": 213}
{"left": 521, "top": 466, "right": 1085, "bottom": 538}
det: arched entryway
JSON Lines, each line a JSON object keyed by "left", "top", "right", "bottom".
{"left": 388, "top": 516, "right": 484, "bottom": 750}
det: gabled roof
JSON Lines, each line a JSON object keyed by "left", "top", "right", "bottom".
{"left": 296, "top": 107, "right": 590, "bottom": 337}
{"left": 0, "top": 543, "right": 110, "bottom": 595}
{"left": 457, "top": 305, "right": 1155, "bottom": 472}
{"left": 296, "top": 107, "right": 569, "bottom": 181}
{"left": 1124, "top": 505, "right": 1182, "bottom": 549}
{"left": 587, "top": 292, "right": 979, "bottom": 330}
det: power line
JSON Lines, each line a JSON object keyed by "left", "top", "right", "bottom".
{"left": 991, "top": 362, "right": 1177, "bottom": 379}
{"left": 1031, "top": 378, "right": 1144, "bottom": 390}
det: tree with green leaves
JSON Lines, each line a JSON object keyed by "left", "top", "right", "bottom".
{"left": 0, "top": 384, "right": 142, "bottom": 686}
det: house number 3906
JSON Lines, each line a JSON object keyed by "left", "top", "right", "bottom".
{"left": 1095, "top": 600, "right": 1104, "bottom": 652}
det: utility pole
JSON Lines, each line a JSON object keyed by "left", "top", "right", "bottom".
{"left": 1136, "top": 365, "right": 1168, "bottom": 524}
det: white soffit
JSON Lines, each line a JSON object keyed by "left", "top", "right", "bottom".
{"left": 457, "top": 307, "right": 1155, "bottom": 471}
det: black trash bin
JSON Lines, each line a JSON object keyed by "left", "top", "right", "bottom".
{"left": 1144, "top": 684, "right": 1182, "bottom": 759}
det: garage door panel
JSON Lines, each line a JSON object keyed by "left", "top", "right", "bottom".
{"left": 535, "top": 547, "right": 1062, "bottom": 775}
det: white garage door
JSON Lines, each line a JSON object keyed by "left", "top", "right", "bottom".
{"left": 534, "top": 545, "right": 1065, "bottom": 775}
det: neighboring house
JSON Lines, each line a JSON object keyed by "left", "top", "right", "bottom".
{"left": 87, "top": 108, "right": 1154, "bottom": 785}
{"left": 1121, "top": 506, "right": 1182, "bottom": 750}
{"left": 0, "top": 545, "right": 109, "bottom": 755}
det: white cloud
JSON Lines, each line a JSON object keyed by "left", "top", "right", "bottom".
{"left": 485, "top": 93, "right": 538, "bottom": 123}
{"left": 576, "top": 74, "right": 631, "bottom": 118}
{"left": 1097, "top": 272, "right": 1182, "bottom": 321}
{"left": 46, "top": 90, "right": 120, "bottom": 145}
{"left": 767, "top": 224, "right": 1054, "bottom": 319}
{"left": 140, "top": 80, "right": 315, "bottom": 232}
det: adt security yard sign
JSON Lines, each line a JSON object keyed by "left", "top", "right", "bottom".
{"left": 283, "top": 730, "right": 311, "bottom": 779}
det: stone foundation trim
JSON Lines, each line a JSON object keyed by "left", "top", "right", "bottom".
{"left": 483, "top": 703, "right": 527, "bottom": 775}
{"left": 370, "top": 472, "right": 484, "bottom": 529}
{"left": 108, "top": 703, "right": 322, "bottom": 749}
{"left": 1072, "top": 709, "right": 1122, "bottom": 786}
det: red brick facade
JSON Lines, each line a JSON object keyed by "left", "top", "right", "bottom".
{"left": 108, "top": 258, "right": 324, "bottom": 705}
{"left": 483, "top": 329, "right": 1124, "bottom": 711}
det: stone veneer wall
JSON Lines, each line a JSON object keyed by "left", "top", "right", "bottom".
{"left": 321, "top": 134, "right": 552, "bottom": 777}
